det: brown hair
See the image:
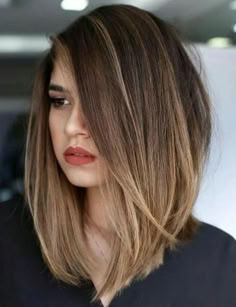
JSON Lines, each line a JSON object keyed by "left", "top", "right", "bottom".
{"left": 24, "top": 4, "right": 214, "bottom": 304}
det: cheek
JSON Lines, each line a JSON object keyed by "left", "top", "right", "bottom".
{"left": 48, "top": 112, "right": 60, "bottom": 149}
{"left": 48, "top": 113, "right": 55, "bottom": 141}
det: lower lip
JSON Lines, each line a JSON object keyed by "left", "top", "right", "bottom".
{"left": 64, "top": 155, "right": 96, "bottom": 165}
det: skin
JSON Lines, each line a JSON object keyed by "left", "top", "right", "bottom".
{"left": 48, "top": 61, "right": 120, "bottom": 307}
{"left": 48, "top": 61, "right": 113, "bottom": 263}
{"left": 48, "top": 61, "right": 110, "bottom": 229}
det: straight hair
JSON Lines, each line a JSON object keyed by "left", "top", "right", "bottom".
{"left": 24, "top": 4, "right": 214, "bottom": 304}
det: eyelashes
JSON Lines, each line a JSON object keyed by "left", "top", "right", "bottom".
{"left": 48, "top": 97, "right": 70, "bottom": 109}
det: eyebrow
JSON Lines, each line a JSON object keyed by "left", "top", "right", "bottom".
{"left": 48, "top": 83, "right": 70, "bottom": 93}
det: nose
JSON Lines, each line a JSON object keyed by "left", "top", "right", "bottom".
{"left": 64, "top": 106, "right": 89, "bottom": 138}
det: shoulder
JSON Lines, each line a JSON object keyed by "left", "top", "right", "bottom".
{"left": 194, "top": 221, "right": 236, "bottom": 274}
{"left": 170, "top": 220, "right": 236, "bottom": 304}
{"left": 0, "top": 195, "right": 29, "bottom": 228}
{"left": 172, "top": 220, "right": 236, "bottom": 267}
{"left": 0, "top": 196, "right": 41, "bottom": 272}
{"left": 196, "top": 220, "right": 235, "bottom": 243}
{"left": 151, "top": 221, "right": 236, "bottom": 305}
{"left": 190, "top": 220, "right": 236, "bottom": 258}
{"left": 0, "top": 195, "right": 34, "bottom": 248}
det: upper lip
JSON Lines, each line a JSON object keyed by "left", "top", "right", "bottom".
{"left": 64, "top": 146, "right": 95, "bottom": 157}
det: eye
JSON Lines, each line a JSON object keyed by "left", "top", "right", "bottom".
{"left": 48, "top": 97, "right": 70, "bottom": 109}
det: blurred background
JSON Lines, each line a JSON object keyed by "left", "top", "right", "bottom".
{"left": 0, "top": 0, "right": 235, "bottom": 238}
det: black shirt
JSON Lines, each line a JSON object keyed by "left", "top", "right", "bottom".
{"left": 0, "top": 196, "right": 236, "bottom": 307}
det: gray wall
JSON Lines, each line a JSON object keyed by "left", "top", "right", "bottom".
{"left": 193, "top": 44, "right": 236, "bottom": 239}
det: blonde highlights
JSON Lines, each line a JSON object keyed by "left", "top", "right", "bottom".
{"left": 24, "top": 4, "right": 213, "bottom": 304}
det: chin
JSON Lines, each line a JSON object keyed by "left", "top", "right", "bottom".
{"left": 63, "top": 172, "right": 98, "bottom": 188}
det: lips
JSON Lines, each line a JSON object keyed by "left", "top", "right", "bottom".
{"left": 64, "top": 146, "right": 95, "bottom": 157}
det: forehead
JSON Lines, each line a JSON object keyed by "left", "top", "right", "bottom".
{"left": 49, "top": 60, "right": 76, "bottom": 95}
{"left": 50, "top": 61, "right": 70, "bottom": 83}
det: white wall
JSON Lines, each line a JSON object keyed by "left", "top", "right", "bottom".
{"left": 193, "top": 44, "right": 236, "bottom": 239}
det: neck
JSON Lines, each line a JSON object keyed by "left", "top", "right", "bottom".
{"left": 83, "top": 186, "right": 113, "bottom": 234}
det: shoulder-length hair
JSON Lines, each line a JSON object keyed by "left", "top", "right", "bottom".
{"left": 24, "top": 4, "right": 214, "bottom": 304}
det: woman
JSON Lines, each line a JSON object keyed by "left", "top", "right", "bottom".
{"left": 0, "top": 4, "right": 235, "bottom": 307}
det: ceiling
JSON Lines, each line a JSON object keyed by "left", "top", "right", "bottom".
{"left": 0, "top": 0, "right": 235, "bottom": 111}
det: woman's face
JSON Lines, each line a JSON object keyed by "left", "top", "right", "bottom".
{"left": 48, "top": 61, "right": 107, "bottom": 187}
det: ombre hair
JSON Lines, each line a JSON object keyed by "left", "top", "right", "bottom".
{"left": 24, "top": 4, "right": 214, "bottom": 304}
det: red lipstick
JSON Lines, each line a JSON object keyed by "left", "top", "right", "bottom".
{"left": 63, "top": 146, "right": 96, "bottom": 165}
